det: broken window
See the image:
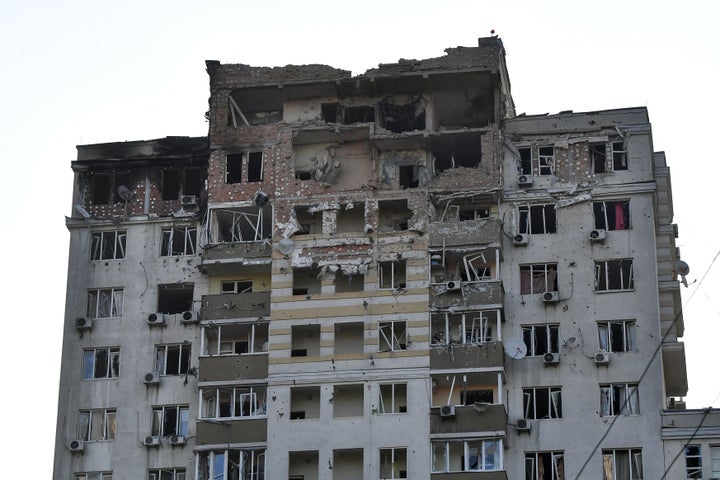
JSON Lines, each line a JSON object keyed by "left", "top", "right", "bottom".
{"left": 335, "top": 272, "right": 364, "bottom": 293}
{"left": 148, "top": 468, "right": 185, "bottom": 480}
{"left": 293, "top": 266, "right": 321, "bottom": 296}
{"left": 202, "top": 322, "right": 269, "bottom": 356}
{"left": 225, "top": 152, "right": 263, "bottom": 184}
{"left": 161, "top": 167, "right": 202, "bottom": 201}
{"left": 520, "top": 264, "right": 558, "bottom": 295}
{"left": 432, "top": 440, "right": 502, "bottom": 473}
{"left": 291, "top": 324, "right": 320, "bottom": 357}
{"left": 290, "top": 386, "right": 320, "bottom": 420}
{"left": 432, "top": 134, "right": 482, "bottom": 173}
{"left": 522, "top": 324, "right": 560, "bottom": 356}
{"left": 595, "top": 259, "right": 634, "bottom": 291}
{"left": 519, "top": 204, "right": 557, "bottom": 234}
{"left": 598, "top": 320, "right": 636, "bottom": 352}
{"left": 221, "top": 280, "right": 253, "bottom": 294}
{"left": 431, "top": 312, "right": 494, "bottom": 345}
{"left": 431, "top": 373, "right": 496, "bottom": 407}
{"left": 294, "top": 206, "right": 322, "bottom": 234}
{"left": 538, "top": 146, "right": 554, "bottom": 176}
{"left": 602, "top": 449, "right": 643, "bottom": 480}
{"left": 379, "top": 260, "right": 406, "bottom": 290}
{"left": 378, "top": 199, "right": 411, "bottom": 232}
{"left": 334, "top": 322, "right": 364, "bottom": 355}
{"left": 461, "top": 389, "right": 493, "bottom": 405}
{"left": 525, "top": 451, "right": 564, "bottom": 480}
{"left": 459, "top": 206, "right": 490, "bottom": 221}
{"left": 379, "top": 448, "right": 407, "bottom": 479}
{"left": 162, "top": 169, "right": 181, "bottom": 200}
{"left": 321, "top": 102, "right": 338, "bottom": 123}
{"left": 593, "top": 201, "right": 630, "bottom": 231}
{"left": 336, "top": 203, "right": 365, "bottom": 233}
{"left": 378, "top": 99, "right": 426, "bottom": 133}
{"left": 342, "top": 105, "right": 375, "bottom": 124}
{"left": 210, "top": 205, "right": 272, "bottom": 243}
{"left": 151, "top": 405, "right": 188, "bottom": 437}
{"left": 519, "top": 147, "right": 532, "bottom": 175}
{"left": 200, "top": 386, "right": 267, "bottom": 418}
{"left": 398, "top": 165, "right": 419, "bottom": 189}
{"left": 87, "top": 288, "right": 123, "bottom": 318}
{"left": 685, "top": 445, "right": 702, "bottom": 479}
{"left": 157, "top": 283, "right": 194, "bottom": 314}
{"left": 612, "top": 142, "right": 628, "bottom": 171}
{"left": 89, "top": 171, "right": 132, "bottom": 205}
{"left": 600, "top": 383, "right": 639, "bottom": 417}
{"left": 590, "top": 143, "right": 607, "bottom": 174}
{"left": 78, "top": 408, "right": 116, "bottom": 441}
{"left": 82, "top": 347, "right": 120, "bottom": 379}
{"left": 75, "top": 473, "right": 113, "bottom": 480}
{"left": 161, "top": 225, "right": 197, "bottom": 256}
{"left": 378, "top": 321, "right": 407, "bottom": 352}
{"left": 523, "top": 387, "right": 563, "bottom": 419}
{"left": 91, "top": 230, "right": 127, "bottom": 260}
{"left": 378, "top": 383, "right": 407, "bottom": 414}
{"left": 155, "top": 344, "right": 191, "bottom": 376}
{"left": 333, "top": 384, "right": 364, "bottom": 418}
{"left": 197, "top": 449, "right": 265, "bottom": 480}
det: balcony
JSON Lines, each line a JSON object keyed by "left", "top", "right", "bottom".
{"left": 430, "top": 342, "right": 504, "bottom": 370}
{"left": 198, "top": 354, "right": 268, "bottom": 382}
{"left": 430, "top": 404, "right": 507, "bottom": 435}
{"left": 662, "top": 341, "right": 688, "bottom": 397}
{"left": 429, "top": 218, "right": 502, "bottom": 247}
{"left": 430, "top": 281, "right": 503, "bottom": 308}
{"left": 200, "top": 292, "right": 270, "bottom": 321}
{"left": 196, "top": 417, "right": 267, "bottom": 445}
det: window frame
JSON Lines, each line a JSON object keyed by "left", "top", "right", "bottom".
{"left": 600, "top": 383, "right": 639, "bottom": 417}
{"left": 75, "top": 473, "right": 113, "bottom": 480}
{"left": 595, "top": 259, "right": 634, "bottom": 292}
{"left": 155, "top": 343, "right": 191, "bottom": 376}
{"left": 379, "top": 447, "right": 408, "bottom": 479}
{"left": 597, "top": 320, "right": 636, "bottom": 353}
{"left": 379, "top": 321, "right": 407, "bottom": 352}
{"left": 593, "top": 200, "right": 630, "bottom": 231}
{"left": 151, "top": 405, "right": 189, "bottom": 437}
{"left": 712, "top": 444, "right": 720, "bottom": 477}
{"left": 91, "top": 230, "right": 127, "bottom": 261}
{"left": 538, "top": 146, "right": 554, "bottom": 176}
{"left": 431, "top": 312, "right": 493, "bottom": 346}
{"left": 378, "top": 260, "right": 407, "bottom": 290}
{"left": 82, "top": 347, "right": 120, "bottom": 380}
{"left": 518, "top": 146, "right": 532, "bottom": 175}
{"left": 590, "top": 143, "right": 607, "bottom": 174}
{"left": 612, "top": 142, "right": 627, "bottom": 171}
{"left": 525, "top": 451, "right": 565, "bottom": 480}
{"left": 685, "top": 444, "right": 702, "bottom": 479}
{"left": 518, "top": 204, "right": 557, "bottom": 234}
{"left": 200, "top": 386, "right": 267, "bottom": 419}
{"left": 602, "top": 448, "right": 643, "bottom": 480}
{"left": 196, "top": 448, "right": 265, "bottom": 480}
{"left": 225, "top": 151, "right": 264, "bottom": 184}
{"left": 431, "top": 439, "right": 503, "bottom": 473}
{"left": 522, "top": 324, "right": 560, "bottom": 356}
{"left": 148, "top": 468, "right": 186, "bottom": 480}
{"left": 378, "top": 383, "right": 407, "bottom": 414}
{"left": 161, "top": 225, "right": 198, "bottom": 256}
{"left": 523, "top": 387, "right": 563, "bottom": 420}
{"left": 77, "top": 408, "right": 116, "bottom": 442}
{"left": 520, "top": 263, "right": 558, "bottom": 295}
{"left": 87, "top": 288, "right": 123, "bottom": 318}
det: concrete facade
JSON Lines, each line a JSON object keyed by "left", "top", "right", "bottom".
{"left": 54, "top": 37, "right": 690, "bottom": 480}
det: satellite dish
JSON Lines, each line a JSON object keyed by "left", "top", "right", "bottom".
{"left": 117, "top": 185, "right": 134, "bottom": 201}
{"left": 277, "top": 238, "right": 295, "bottom": 255}
{"left": 504, "top": 337, "right": 527, "bottom": 360}
{"left": 675, "top": 260, "right": 690, "bottom": 287}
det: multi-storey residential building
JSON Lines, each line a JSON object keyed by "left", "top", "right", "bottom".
{"left": 54, "top": 37, "right": 689, "bottom": 480}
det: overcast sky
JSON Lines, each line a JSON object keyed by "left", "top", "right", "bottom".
{"left": 1, "top": 0, "right": 718, "bottom": 477}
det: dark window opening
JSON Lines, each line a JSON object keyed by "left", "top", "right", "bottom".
{"left": 226, "top": 154, "right": 243, "bottom": 184}
{"left": 461, "top": 390, "right": 493, "bottom": 405}
{"left": 247, "top": 152, "right": 263, "bottom": 182}
{"left": 342, "top": 105, "right": 375, "bottom": 124}
{"left": 157, "top": 283, "right": 194, "bottom": 314}
{"left": 290, "top": 411, "right": 306, "bottom": 420}
{"left": 291, "top": 325, "right": 320, "bottom": 357}
{"left": 162, "top": 169, "right": 180, "bottom": 200}
{"left": 378, "top": 199, "right": 412, "bottom": 232}
{"left": 378, "top": 101, "right": 426, "bottom": 133}
{"left": 519, "top": 204, "right": 557, "bottom": 234}
{"left": 335, "top": 272, "right": 364, "bottom": 293}
{"left": 184, "top": 167, "right": 202, "bottom": 196}
{"left": 595, "top": 259, "right": 634, "bottom": 291}
{"left": 459, "top": 207, "right": 490, "bottom": 221}
{"left": 221, "top": 280, "right": 253, "bottom": 294}
{"left": 321, "top": 103, "right": 338, "bottom": 123}
{"left": 522, "top": 324, "right": 560, "bottom": 356}
{"left": 519, "top": 147, "right": 532, "bottom": 175}
{"left": 293, "top": 267, "right": 321, "bottom": 296}
{"left": 590, "top": 144, "right": 607, "bottom": 174}
{"left": 295, "top": 171, "right": 312, "bottom": 181}
{"left": 433, "top": 135, "right": 482, "bottom": 173}
{"left": 92, "top": 173, "right": 112, "bottom": 204}
{"left": 399, "top": 165, "right": 419, "bottom": 189}
{"left": 520, "top": 264, "right": 558, "bottom": 295}
{"left": 593, "top": 201, "right": 630, "bottom": 230}
{"left": 523, "top": 387, "right": 562, "bottom": 419}
{"left": 612, "top": 142, "right": 628, "bottom": 171}
{"left": 161, "top": 226, "right": 197, "bottom": 256}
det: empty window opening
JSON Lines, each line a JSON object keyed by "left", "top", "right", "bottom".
{"left": 398, "top": 165, "right": 419, "bottom": 189}
{"left": 590, "top": 143, "right": 607, "bottom": 174}
{"left": 226, "top": 154, "right": 243, "bottom": 184}
{"left": 210, "top": 205, "right": 272, "bottom": 243}
{"left": 379, "top": 383, "right": 407, "bottom": 414}
{"left": 202, "top": 322, "right": 269, "bottom": 356}
{"left": 151, "top": 405, "right": 188, "bottom": 437}
{"left": 162, "top": 169, "right": 181, "bottom": 200}
{"left": 431, "top": 312, "right": 494, "bottom": 345}
{"left": 612, "top": 142, "right": 628, "bottom": 171}
{"left": 685, "top": 445, "right": 702, "bottom": 479}
{"left": 321, "top": 102, "right": 338, "bottom": 123}
{"left": 538, "top": 146, "right": 554, "bottom": 176}
{"left": 91, "top": 230, "right": 127, "bottom": 261}
{"left": 227, "top": 88, "right": 283, "bottom": 126}
{"left": 247, "top": 152, "right": 263, "bottom": 182}
{"left": 295, "top": 170, "right": 312, "bottom": 181}
{"left": 593, "top": 201, "right": 630, "bottom": 230}
{"left": 225, "top": 151, "right": 263, "bottom": 184}
{"left": 78, "top": 408, "right": 116, "bottom": 441}
{"left": 598, "top": 320, "right": 636, "bottom": 352}
{"left": 335, "top": 272, "right": 364, "bottom": 293}
{"left": 342, "top": 105, "right": 375, "bottom": 124}
{"left": 523, "top": 387, "right": 563, "bottom": 419}
{"left": 600, "top": 383, "right": 639, "bottom": 417}
{"left": 431, "top": 373, "right": 496, "bottom": 407}
{"left": 378, "top": 199, "right": 412, "bottom": 232}
{"left": 334, "top": 322, "right": 364, "bottom": 355}
{"left": 295, "top": 206, "right": 322, "bottom": 234}
{"left": 519, "top": 147, "right": 532, "bottom": 175}
{"left": 336, "top": 203, "right": 365, "bottom": 233}
{"left": 522, "top": 324, "right": 560, "bottom": 356}
{"left": 155, "top": 344, "right": 191, "bottom": 375}
{"left": 221, "top": 280, "right": 253, "bottom": 294}
{"left": 379, "top": 448, "right": 408, "bottom": 479}
{"left": 595, "top": 259, "right": 634, "bottom": 291}
{"left": 148, "top": 468, "right": 185, "bottom": 480}
{"left": 461, "top": 389, "right": 493, "bottom": 405}
{"left": 432, "top": 439, "right": 503, "bottom": 473}
{"left": 91, "top": 173, "right": 112, "bottom": 204}
{"left": 433, "top": 135, "right": 482, "bottom": 173}
{"left": 87, "top": 288, "right": 123, "bottom": 318}
{"left": 197, "top": 449, "right": 265, "bottom": 480}
{"left": 293, "top": 266, "right": 321, "bottom": 296}
{"left": 157, "top": 283, "right": 194, "bottom": 314}
{"left": 333, "top": 384, "right": 364, "bottom": 418}
{"left": 291, "top": 324, "right": 320, "bottom": 357}
{"left": 289, "top": 451, "right": 319, "bottom": 480}
{"left": 459, "top": 206, "right": 490, "bottom": 221}
{"left": 378, "top": 100, "right": 426, "bottom": 133}
{"left": 201, "top": 385, "right": 267, "bottom": 419}
{"left": 520, "top": 264, "right": 558, "bottom": 295}
{"left": 161, "top": 225, "right": 197, "bottom": 256}
{"left": 290, "top": 386, "right": 320, "bottom": 420}
{"left": 333, "top": 449, "right": 364, "bottom": 480}
{"left": 431, "top": 250, "right": 495, "bottom": 284}
{"left": 183, "top": 167, "right": 203, "bottom": 196}
{"left": 525, "top": 451, "right": 564, "bottom": 480}
{"left": 379, "top": 321, "right": 407, "bottom": 352}
{"left": 379, "top": 260, "right": 406, "bottom": 290}
{"left": 519, "top": 204, "right": 557, "bottom": 234}
{"left": 83, "top": 347, "right": 120, "bottom": 379}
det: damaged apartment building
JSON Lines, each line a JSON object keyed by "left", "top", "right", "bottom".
{"left": 54, "top": 36, "right": 690, "bottom": 480}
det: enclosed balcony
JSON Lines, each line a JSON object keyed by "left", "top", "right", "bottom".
{"left": 200, "top": 291, "right": 270, "bottom": 321}
{"left": 199, "top": 322, "right": 269, "bottom": 382}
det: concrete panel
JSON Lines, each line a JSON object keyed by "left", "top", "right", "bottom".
{"left": 429, "top": 404, "right": 507, "bottom": 435}
{"left": 430, "top": 281, "right": 504, "bottom": 308}
{"left": 202, "top": 241, "right": 272, "bottom": 261}
{"left": 201, "top": 292, "right": 271, "bottom": 320}
{"left": 429, "top": 218, "right": 502, "bottom": 247}
{"left": 196, "top": 418, "right": 267, "bottom": 445}
{"left": 430, "top": 343, "right": 504, "bottom": 370}
{"left": 198, "top": 354, "right": 268, "bottom": 382}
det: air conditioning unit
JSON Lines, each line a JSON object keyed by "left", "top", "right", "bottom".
{"left": 147, "top": 313, "right": 166, "bottom": 326}
{"left": 516, "top": 419, "right": 531, "bottom": 432}
{"left": 68, "top": 439, "right": 84, "bottom": 452}
{"left": 543, "top": 352, "right": 560, "bottom": 365}
{"left": 543, "top": 291, "right": 559, "bottom": 303}
{"left": 590, "top": 229, "right": 607, "bottom": 242}
{"left": 513, "top": 234, "right": 529, "bottom": 246}
{"left": 180, "top": 195, "right": 197, "bottom": 207}
{"left": 445, "top": 281, "right": 461, "bottom": 292}
{"left": 169, "top": 435, "right": 186, "bottom": 446}
{"left": 594, "top": 352, "right": 610, "bottom": 365}
{"left": 180, "top": 310, "right": 199, "bottom": 324}
{"left": 518, "top": 175, "right": 533, "bottom": 186}
{"left": 143, "top": 372, "right": 160, "bottom": 385}
{"left": 76, "top": 317, "right": 92, "bottom": 331}
{"left": 440, "top": 405, "right": 456, "bottom": 417}
{"left": 144, "top": 436, "right": 160, "bottom": 447}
